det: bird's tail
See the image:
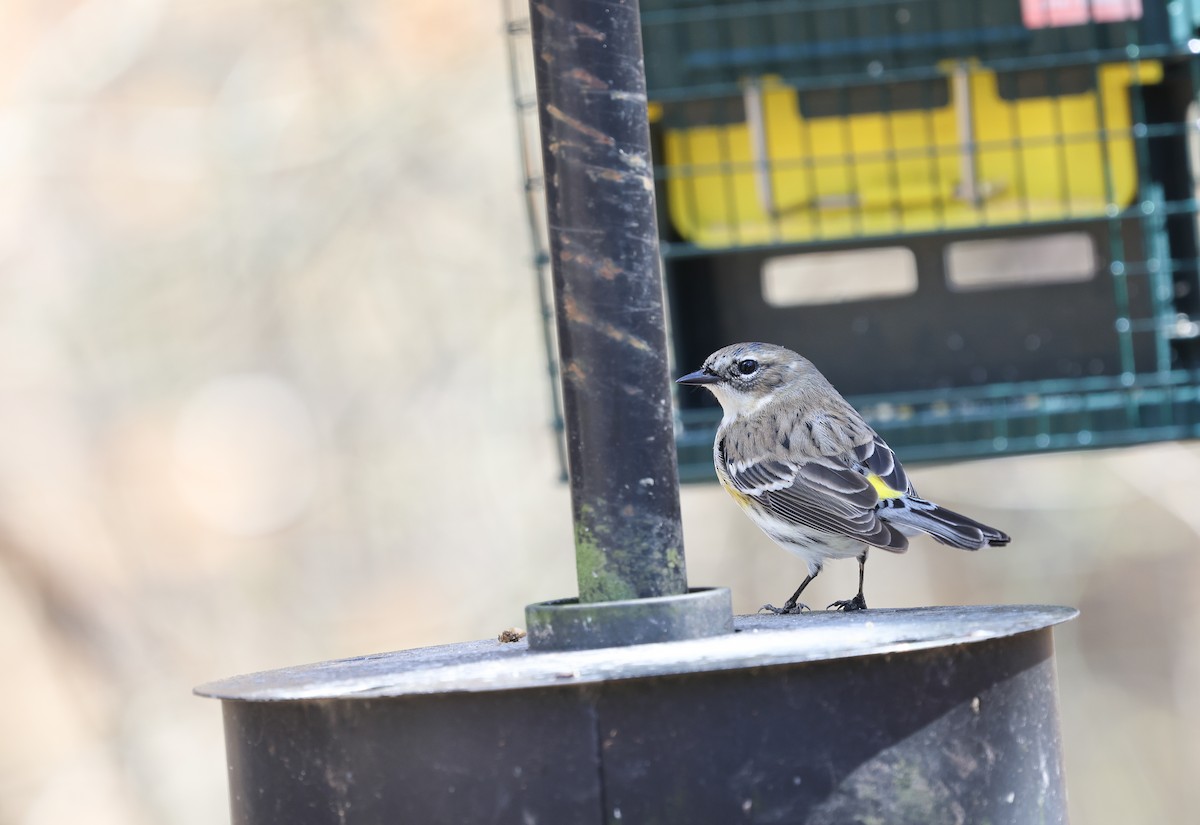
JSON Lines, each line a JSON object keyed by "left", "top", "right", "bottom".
{"left": 884, "top": 499, "right": 1010, "bottom": 550}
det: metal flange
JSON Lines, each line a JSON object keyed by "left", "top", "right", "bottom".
{"left": 524, "top": 586, "right": 733, "bottom": 651}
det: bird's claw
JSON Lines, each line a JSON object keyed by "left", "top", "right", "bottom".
{"left": 760, "top": 602, "right": 810, "bottom": 615}
{"left": 827, "top": 595, "right": 868, "bottom": 612}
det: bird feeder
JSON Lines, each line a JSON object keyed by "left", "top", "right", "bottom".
{"left": 514, "top": 0, "right": 1200, "bottom": 481}
{"left": 196, "top": 1, "right": 1078, "bottom": 821}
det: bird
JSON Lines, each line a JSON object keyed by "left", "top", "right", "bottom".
{"left": 676, "top": 342, "right": 1009, "bottom": 613}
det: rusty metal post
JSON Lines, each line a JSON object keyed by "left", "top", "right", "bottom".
{"left": 528, "top": 0, "right": 687, "bottom": 605}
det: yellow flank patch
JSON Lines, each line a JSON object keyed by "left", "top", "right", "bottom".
{"left": 867, "top": 473, "right": 904, "bottom": 500}
{"left": 719, "top": 476, "right": 754, "bottom": 507}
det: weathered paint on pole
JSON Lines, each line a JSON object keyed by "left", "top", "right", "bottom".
{"left": 528, "top": 0, "right": 687, "bottom": 602}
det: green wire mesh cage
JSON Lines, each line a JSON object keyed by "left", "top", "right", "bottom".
{"left": 507, "top": 0, "right": 1200, "bottom": 482}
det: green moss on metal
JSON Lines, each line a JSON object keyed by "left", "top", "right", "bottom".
{"left": 665, "top": 544, "right": 684, "bottom": 574}
{"left": 572, "top": 500, "right": 688, "bottom": 604}
{"left": 575, "top": 534, "right": 637, "bottom": 601}
{"left": 575, "top": 508, "right": 638, "bottom": 603}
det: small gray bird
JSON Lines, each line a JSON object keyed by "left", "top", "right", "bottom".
{"left": 677, "top": 342, "right": 1009, "bottom": 613}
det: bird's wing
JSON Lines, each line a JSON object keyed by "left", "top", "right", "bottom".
{"left": 852, "top": 431, "right": 915, "bottom": 497}
{"left": 723, "top": 452, "right": 908, "bottom": 551}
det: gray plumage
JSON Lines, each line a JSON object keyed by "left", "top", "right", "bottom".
{"left": 677, "top": 342, "right": 1009, "bottom": 612}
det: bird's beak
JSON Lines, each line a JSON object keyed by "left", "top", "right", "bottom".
{"left": 676, "top": 369, "right": 720, "bottom": 386}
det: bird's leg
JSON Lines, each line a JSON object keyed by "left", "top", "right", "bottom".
{"left": 828, "top": 550, "right": 869, "bottom": 611}
{"left": 761, "top": 571, "right": 817, "bottom": 615}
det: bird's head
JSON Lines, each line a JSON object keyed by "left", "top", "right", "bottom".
{"left": 676, "top": 342, "right": 816, "bottom": 418}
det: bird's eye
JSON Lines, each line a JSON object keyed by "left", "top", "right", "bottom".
{"left": 737, "top": 359, "right": 759, "bottom": 375}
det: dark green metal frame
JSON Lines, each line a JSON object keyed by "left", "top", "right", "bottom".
{"left": 508, "top": 0, "right": 1200, "bottom": 481}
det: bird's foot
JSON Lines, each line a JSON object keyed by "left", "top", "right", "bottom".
{"left": 760, "top": 601, "right": 810, "bottom": 615}
{"left": 827, "top": 594, "right": 868, "bottom": 612}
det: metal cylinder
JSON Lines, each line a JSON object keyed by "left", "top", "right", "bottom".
{"left": 198, "top": 605, "right": 1075, "bottom": 824}
{"left": 529, "top": 0, "right": 686, "bottom": 603}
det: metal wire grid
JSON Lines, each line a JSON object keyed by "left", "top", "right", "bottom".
{"left": 507, "top": 0, "right": 1200, "bottom": 478}
{"left": 505, "top": 0, "right": 569, "bottom": 479}
{"left": 651, "top": 0, "right": 1200, "bottom": 473}
{"left": 643, "top": 0, "right": 1190, "bottom": 249}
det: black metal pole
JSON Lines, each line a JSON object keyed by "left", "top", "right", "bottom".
{"left": 529, "top": 0, "right": 685, "bottom": 603}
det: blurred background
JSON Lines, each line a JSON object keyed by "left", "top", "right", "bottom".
{"left": 0, "top": 1, "right": 1196, "bottom": 824}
